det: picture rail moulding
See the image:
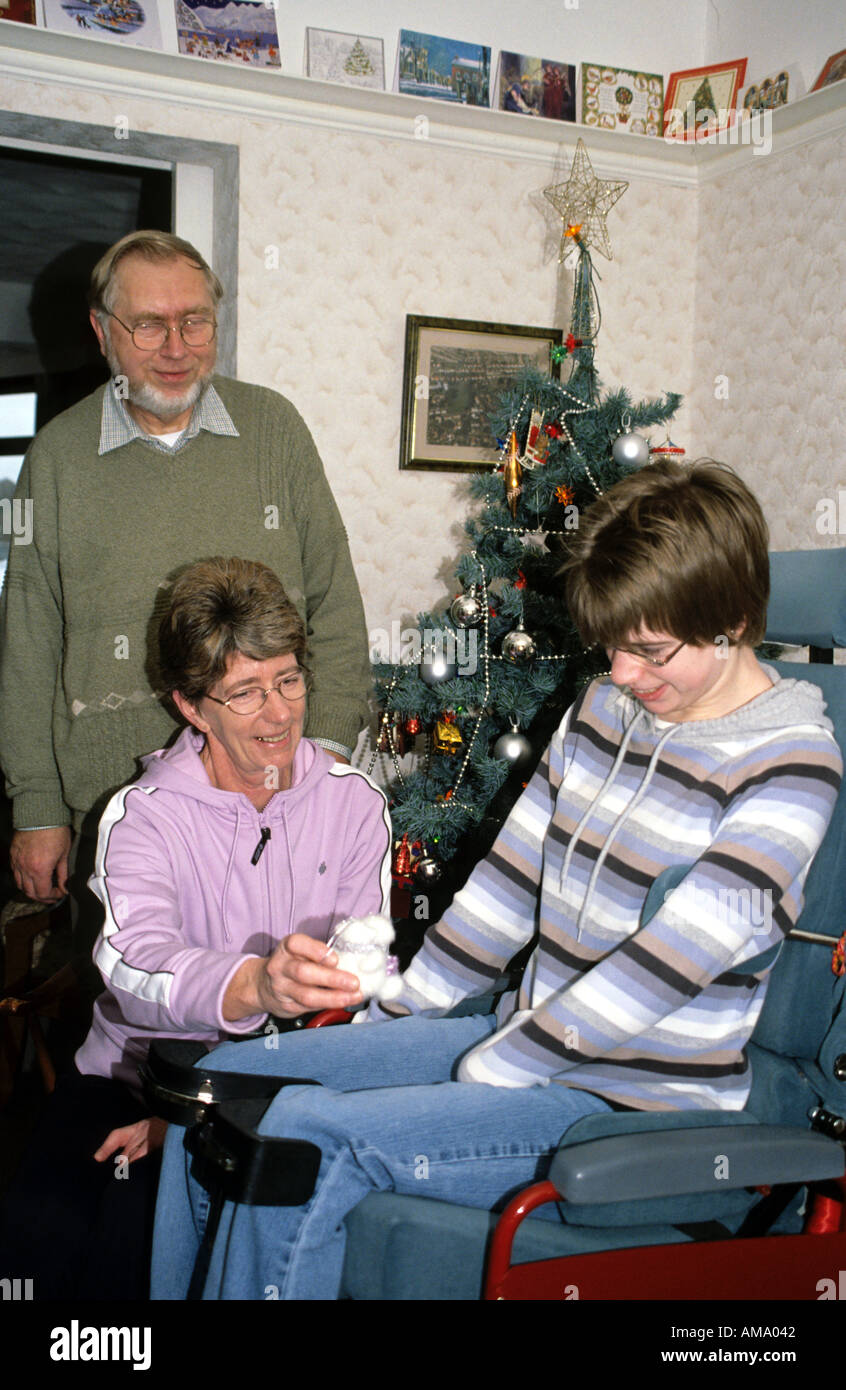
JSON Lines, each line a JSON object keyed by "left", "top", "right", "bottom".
{"left": 2, "top": 23, "right": 846, "bottom": 189}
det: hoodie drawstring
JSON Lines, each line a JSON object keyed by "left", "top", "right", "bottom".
{"left": 280, "top": 810, "right": 297, "bottom": 936}
{"left": 558, "top": 705, "right": 646, "bottom": 899}
{"left": 220, "top": 804, "right": 242, "bottom": 944}
{"left": 574, "top": 720, "right": 678, "bottom": 939}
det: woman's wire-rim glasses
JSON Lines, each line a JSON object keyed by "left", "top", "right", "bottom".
{"left": 203, "top": 672, "right": 308, "bottom": 716}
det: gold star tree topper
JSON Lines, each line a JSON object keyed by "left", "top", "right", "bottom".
{"left": 544, "top": 139, "right": 628, "bottom": 261}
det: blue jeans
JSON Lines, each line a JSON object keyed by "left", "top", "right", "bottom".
{"left": 150, "top": 1014, "right": 611, "bottom": 1300}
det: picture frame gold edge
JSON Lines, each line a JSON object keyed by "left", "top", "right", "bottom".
{"left": 399, "top": 314, "right": 564, "bottom": 473}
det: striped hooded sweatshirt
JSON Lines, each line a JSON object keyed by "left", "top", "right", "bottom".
{"left": 369, "top": 670, "right": 841, "bottom": 1111}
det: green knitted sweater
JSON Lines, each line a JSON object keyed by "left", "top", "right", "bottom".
{"left": 0, "top": 378, "right": 370, "bottom": 831}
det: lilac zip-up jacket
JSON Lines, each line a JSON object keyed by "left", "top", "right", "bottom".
{"left": 75, "top": 727, "right": 392, "bottom": 1090}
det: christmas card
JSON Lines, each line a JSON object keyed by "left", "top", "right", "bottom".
{"left": 494, "top": 51, "right": 576, "bottom": 123}
{"left": 664, "top": 59, "right": 748, "bottom": 140}
{"left": 174, "top": 0, "right": 280, "bottom": 68}
{"left": 42, "top": 0, "right": 164, "bottom": 48}
{"left": 395, "top": 30, "right": 491, "bottom": 107}
{"left": 0, "top": 0, "right": 38, "bottom": 25}
{"left": 812, "top": 48, "right": 846, "bottom": 92}
{"left": 305, "top": 28, "right": 385, "bottom": 90}
{"left": 741, "top": 64, "right": 805, "bottom": 111}
{"left": 580, "top": 62, "right": 663, "bottom": 135}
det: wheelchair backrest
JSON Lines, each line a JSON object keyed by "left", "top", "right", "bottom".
{"left": 750, "top": 660, "right": 846, "bottom": 1084}
{"left": 767, "top": 549, "right": 846, "bottom": 649}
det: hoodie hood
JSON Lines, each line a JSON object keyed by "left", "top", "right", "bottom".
{"left": 136, "top": 725, "right": 326, "bottom": 817}
{"left": 610, "top": 664, "right": 835, "bottom": 741}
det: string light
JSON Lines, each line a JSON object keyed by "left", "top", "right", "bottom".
{"left": 438, "top": 552, "right": 492, "bottom": 803}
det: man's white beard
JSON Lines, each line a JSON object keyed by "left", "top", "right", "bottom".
{"left": 121, "top": 374, "right": 206, "bottom": 423}
{"left": 104, "top": 340, "right": 210, "bottom": 424}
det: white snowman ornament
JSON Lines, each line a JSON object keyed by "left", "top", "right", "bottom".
{"left": 328, "top": 915, "right": 404, "bottom": 1003}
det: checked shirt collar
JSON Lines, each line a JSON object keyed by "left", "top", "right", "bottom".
{"left": 98, "top": 378, "right": 239, "bottom": 455}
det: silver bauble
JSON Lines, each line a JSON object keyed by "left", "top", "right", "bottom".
{"left": 450, "top": 591, "right": 483, "bottom": 628}
{"left": 414, "top": 855, "right": 442, "bottom": 884}
{"left": 612, "top": 431, "right": 650, "bottom": 466}
{"left": 492, "top": 723, "right": 533, "bottom": 773}
{"left": 419, "top": 647, "right": 458, "bottom": 685}
{"left": 502, "top": 623, "right": 536, "bottom": 663}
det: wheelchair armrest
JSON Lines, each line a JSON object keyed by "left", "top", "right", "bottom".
{"left": 187, "top": 1096, "right": 322, "bottom": 1205}
{"left": 550, "top": 1124, "right": 845, "bottom": 1205}
{"left": 139, "top": 1037, "right": 313, "bottom": 1126}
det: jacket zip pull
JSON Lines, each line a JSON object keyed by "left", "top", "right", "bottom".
{"left": 251, "top": 827, "right": 271, "bottom": 866}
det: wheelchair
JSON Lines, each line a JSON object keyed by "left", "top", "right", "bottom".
{"left": 143, "top": 549, "right": 846, "bottom": 1300}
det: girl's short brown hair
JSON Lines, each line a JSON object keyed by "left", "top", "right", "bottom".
{"left": 563, "top": 458, "right": 770, "bottom": 649}
{"left": 158, "top": 558, "right": 309, "bottom": 701}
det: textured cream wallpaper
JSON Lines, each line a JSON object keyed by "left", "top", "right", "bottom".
{"left": 689, "top": 127, "right": 846, "bottom": 552}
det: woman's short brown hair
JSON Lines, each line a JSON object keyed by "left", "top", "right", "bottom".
{"left": 159, "top": 558, "right": 309, "bottom": 701}
{"left": 89, "top": 230, "right": 224, "bottom": 316}
{"left": 563, "top": 458, "right": 770, "bottom": 649}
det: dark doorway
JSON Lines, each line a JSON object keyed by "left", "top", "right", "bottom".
{"left": 0, "top": 143, "right": 173, "bottom": 577}
{"left": 0, "top": 143, "right": 173, "bottom": 443}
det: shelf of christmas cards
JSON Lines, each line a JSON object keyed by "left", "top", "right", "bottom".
{"left": 3, "top": 23, "right": 845, "bottom": 187}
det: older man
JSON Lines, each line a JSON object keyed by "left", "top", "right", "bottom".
{"left": 0, "top": 230, "right": 370, "bottom": 924}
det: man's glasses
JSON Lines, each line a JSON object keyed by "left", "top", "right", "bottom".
{"left": 603, "top": 638, "right": 687, "bottom": 668}
{"left": 204, "top": 671, "right": 307, "bottom": 716}
{"left": 108, "top": 312, "right": 217, "bottom": 350}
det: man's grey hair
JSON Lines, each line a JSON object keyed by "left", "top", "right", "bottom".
{"left": 89, "top": 230, "right": 224, "bottom": 317}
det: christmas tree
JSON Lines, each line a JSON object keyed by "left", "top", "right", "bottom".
{"left": 371, "top": 141, "right": 682, "bottom": 940}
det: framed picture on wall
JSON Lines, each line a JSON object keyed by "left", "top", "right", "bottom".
{"left": 399, "top": 316, "right": 563, "bottom": 472}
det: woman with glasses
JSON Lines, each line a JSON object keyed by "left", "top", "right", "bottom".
{"left": 0, "top": 557, "right": 390, "bottom": 1297}
{"left": 151, "top": 460, "right": 842, "bottom": 1301}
